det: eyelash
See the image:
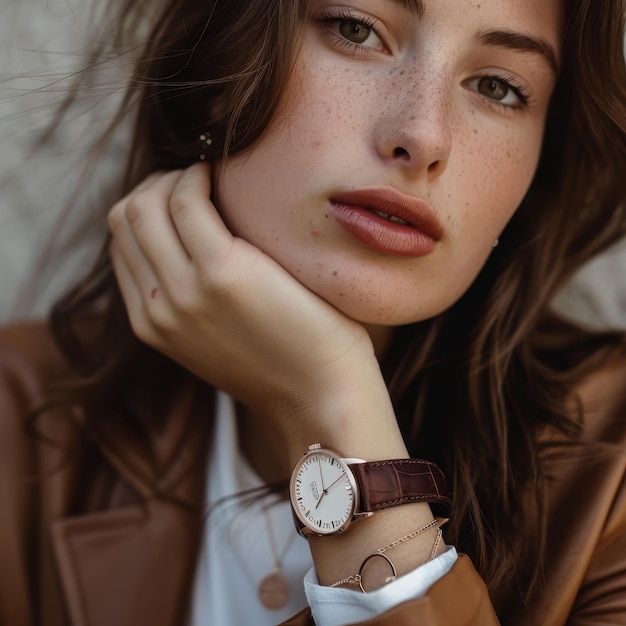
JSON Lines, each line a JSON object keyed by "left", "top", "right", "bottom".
{"left": 480, "top": 73, "right": 531, "bottom": 110}
{"left": 318, "top": 9, "right": 384, "bottom": 56}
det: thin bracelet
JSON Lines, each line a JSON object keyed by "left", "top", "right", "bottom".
{"left": 329, "top": 519, "right": 444, "bottom": 591}
{"left": 329, "top": 573, "right": 362, "bottom": 588}
{"left": 376, "top": 518, "right": 438, "bottom": 554}
{"left": 430, "top": 528, "right": 443, "bottom": 560}
{"left": 330, "top": 553, "right": 398, "bottom": 593}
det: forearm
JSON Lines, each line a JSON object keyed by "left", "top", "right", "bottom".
{"left": 282, "top": 369, "right": 445, "bottom": 591}
{"left": 105, "top": 163, "right": 450, "bottom": 594}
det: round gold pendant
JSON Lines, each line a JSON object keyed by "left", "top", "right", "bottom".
{"left": 258, "top": 572, "right": 290, "bottom": 610}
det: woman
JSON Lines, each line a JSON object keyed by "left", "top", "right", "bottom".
{"left": 1, "top": 0, "right": 625, "bottom": 624}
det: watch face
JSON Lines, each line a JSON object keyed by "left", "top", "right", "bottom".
{"left": 290, "top": 449, "right": 357, "bottom": 535}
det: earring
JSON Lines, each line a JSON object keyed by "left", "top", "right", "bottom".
{"left": 199, "top": 132, "right": 213, "bottom": 161}
{"left": 492, "top": 238, "right": 499, "bottom": 248}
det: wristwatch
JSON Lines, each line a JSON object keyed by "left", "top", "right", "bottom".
{"left": 289, "top": 443, "right": 451, "bottom": 537}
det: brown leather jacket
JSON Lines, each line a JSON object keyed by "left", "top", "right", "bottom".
{"left": 1, "top": 323, "right": 625, "bottom": 626}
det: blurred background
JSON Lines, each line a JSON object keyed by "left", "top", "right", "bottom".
{"left": 1, "top": 0, "right": 625, "bottom": 328}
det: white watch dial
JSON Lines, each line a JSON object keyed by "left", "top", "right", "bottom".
{"left": 291, "top": 451, "right": 356, "bottom": 534}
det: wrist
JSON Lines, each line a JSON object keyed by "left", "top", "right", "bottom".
{"left": 288, "top": 441, "right": 452, "bottom": 591}
{"left": 280, "top": 376, "right": 407, "bottom": 467}
{"left": 289, "top": 443, "right": 450, "bottom": 535}
{"left": 310, "top": 503, "right": 440, "bottom": 587}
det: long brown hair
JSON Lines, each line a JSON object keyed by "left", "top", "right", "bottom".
{"left": 45, "top": 0, "right": 626, "bottom": 599}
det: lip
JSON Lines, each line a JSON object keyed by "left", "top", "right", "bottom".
{"left": 329, "top": 187, "right": 443, "bottom": 257}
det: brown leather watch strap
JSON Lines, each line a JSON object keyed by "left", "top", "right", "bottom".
{"left": 349, "top": 458, "right": 451, "bottom": 518}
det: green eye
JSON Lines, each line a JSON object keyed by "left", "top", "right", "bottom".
{"left": 477, "top": 77, "right": 509, "bottom": 101}
{"left": 339, "top": 20, "right": 371, "bottom": 44}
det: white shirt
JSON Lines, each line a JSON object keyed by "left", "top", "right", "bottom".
{"left": 188, "top": 392, "right": 458, "bottom": 626}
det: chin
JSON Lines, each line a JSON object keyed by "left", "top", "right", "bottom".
{"left": 321, "top": 293, "right": 432, "bottom": 327}
{"left": 319, "top": 278, "right": 469, "bottom": 327}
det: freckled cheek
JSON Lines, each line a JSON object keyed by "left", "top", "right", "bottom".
{"left": 484, "top": 139, "right": 540, "bottom": 215}
{"left": 505, "top": 145, "right": 541, "bottom": 205}
{"left": 451, "top": 137, "right": 540, "bottom": 255}
{"left": 298, "top": 67, "right": 382, "bottom": 134}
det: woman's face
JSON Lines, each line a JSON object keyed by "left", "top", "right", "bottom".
{"left": 216, "top": 0, "right": 561, "bottom": 326}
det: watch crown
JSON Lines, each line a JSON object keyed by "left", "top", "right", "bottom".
{"left": 308, "top": 443, "right": 322, "bottom": 451}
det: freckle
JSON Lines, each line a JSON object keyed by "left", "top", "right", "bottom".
{"left": 333, "top": 271, "right": 338, "bottom": 276}
{"left": 339, "top": 293, "right": 345, "bottom": 297}
{"left": 324, "top": 214, "right": 329, "bottom": 219}
{"left": 400, "top": 70, "right": 405, "bottom": 76}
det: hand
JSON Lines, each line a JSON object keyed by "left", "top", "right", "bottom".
{"left": 107, "top": 165, "right": 403, "bottom": 456}
{"left": 108, "top": 164, "right": 425, "bottom": 590}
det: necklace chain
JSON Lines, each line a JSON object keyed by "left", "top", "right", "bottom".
{"left": 263, "top": 504, "right": 297, "bottom": 569}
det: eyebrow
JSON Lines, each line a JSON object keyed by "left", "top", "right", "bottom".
{"left": 388, "top": 2, "right": 559, "bottom": 75}
{"left": 476, "top": 30, "right": 559, "bottom": 75}
{"left": 391, "top": 0, "right": 424, "bottom": 16}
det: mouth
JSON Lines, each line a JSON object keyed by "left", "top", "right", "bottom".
{"left": 328, "top": 187, "right": 443, "bottom": 257}
{"left": 329, "top": 187, "right": 443, "bottom": 241}
{"left": 369, "top": 208, "right": 410, "bottom": 225}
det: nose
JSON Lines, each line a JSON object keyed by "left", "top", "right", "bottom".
{"left": 376, "top": 79, "right": 453, "bottom": 180}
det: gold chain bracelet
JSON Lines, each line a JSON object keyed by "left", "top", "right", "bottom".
{"left": 329, "top": 518, "right": 446, "bottom": 592}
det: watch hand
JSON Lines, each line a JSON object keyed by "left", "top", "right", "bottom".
{"left": 315, "top": 491, "right": 326, "bottom": 509}
{"left": 316, "top": 471, "right": 345, "bottom": 509}
{"left": 326, "top": 472, "right": 346, "bottom": 492}
{"left": 318, "top": 458, "right": 327, "bottom": 490}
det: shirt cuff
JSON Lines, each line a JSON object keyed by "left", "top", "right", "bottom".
{"left": 304, "top": 546, "right": 458, "bottom": 626}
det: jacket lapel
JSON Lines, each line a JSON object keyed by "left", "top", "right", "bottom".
{"left": 50, "top": 380, "right": 213, "bottom": 626}
{"left": 51, "top": 500, "right": 204, "bottom": 626}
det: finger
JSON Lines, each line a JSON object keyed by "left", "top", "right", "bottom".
{"left": 110, "top": 240, "right": 151, "bottom": 338}
{"left": 109, "top": 197, "right": 161, "bottom": 302}
{"left": 109, "top": 170, "right": 190, "bottom": 298}
{"left": 168, "top": 162, "right": 235, "bottom": 262}
{"left": 132, "top": 170, "right": 165, "bottom": 194}
{"left": 110, "top": 171, "right": 165, "bottom": 218}
{"left": 121, "top": 170, "right": 192, "bottom": 285}
{"left": 107, "top": 170, "right": 164, "bottom": 240}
